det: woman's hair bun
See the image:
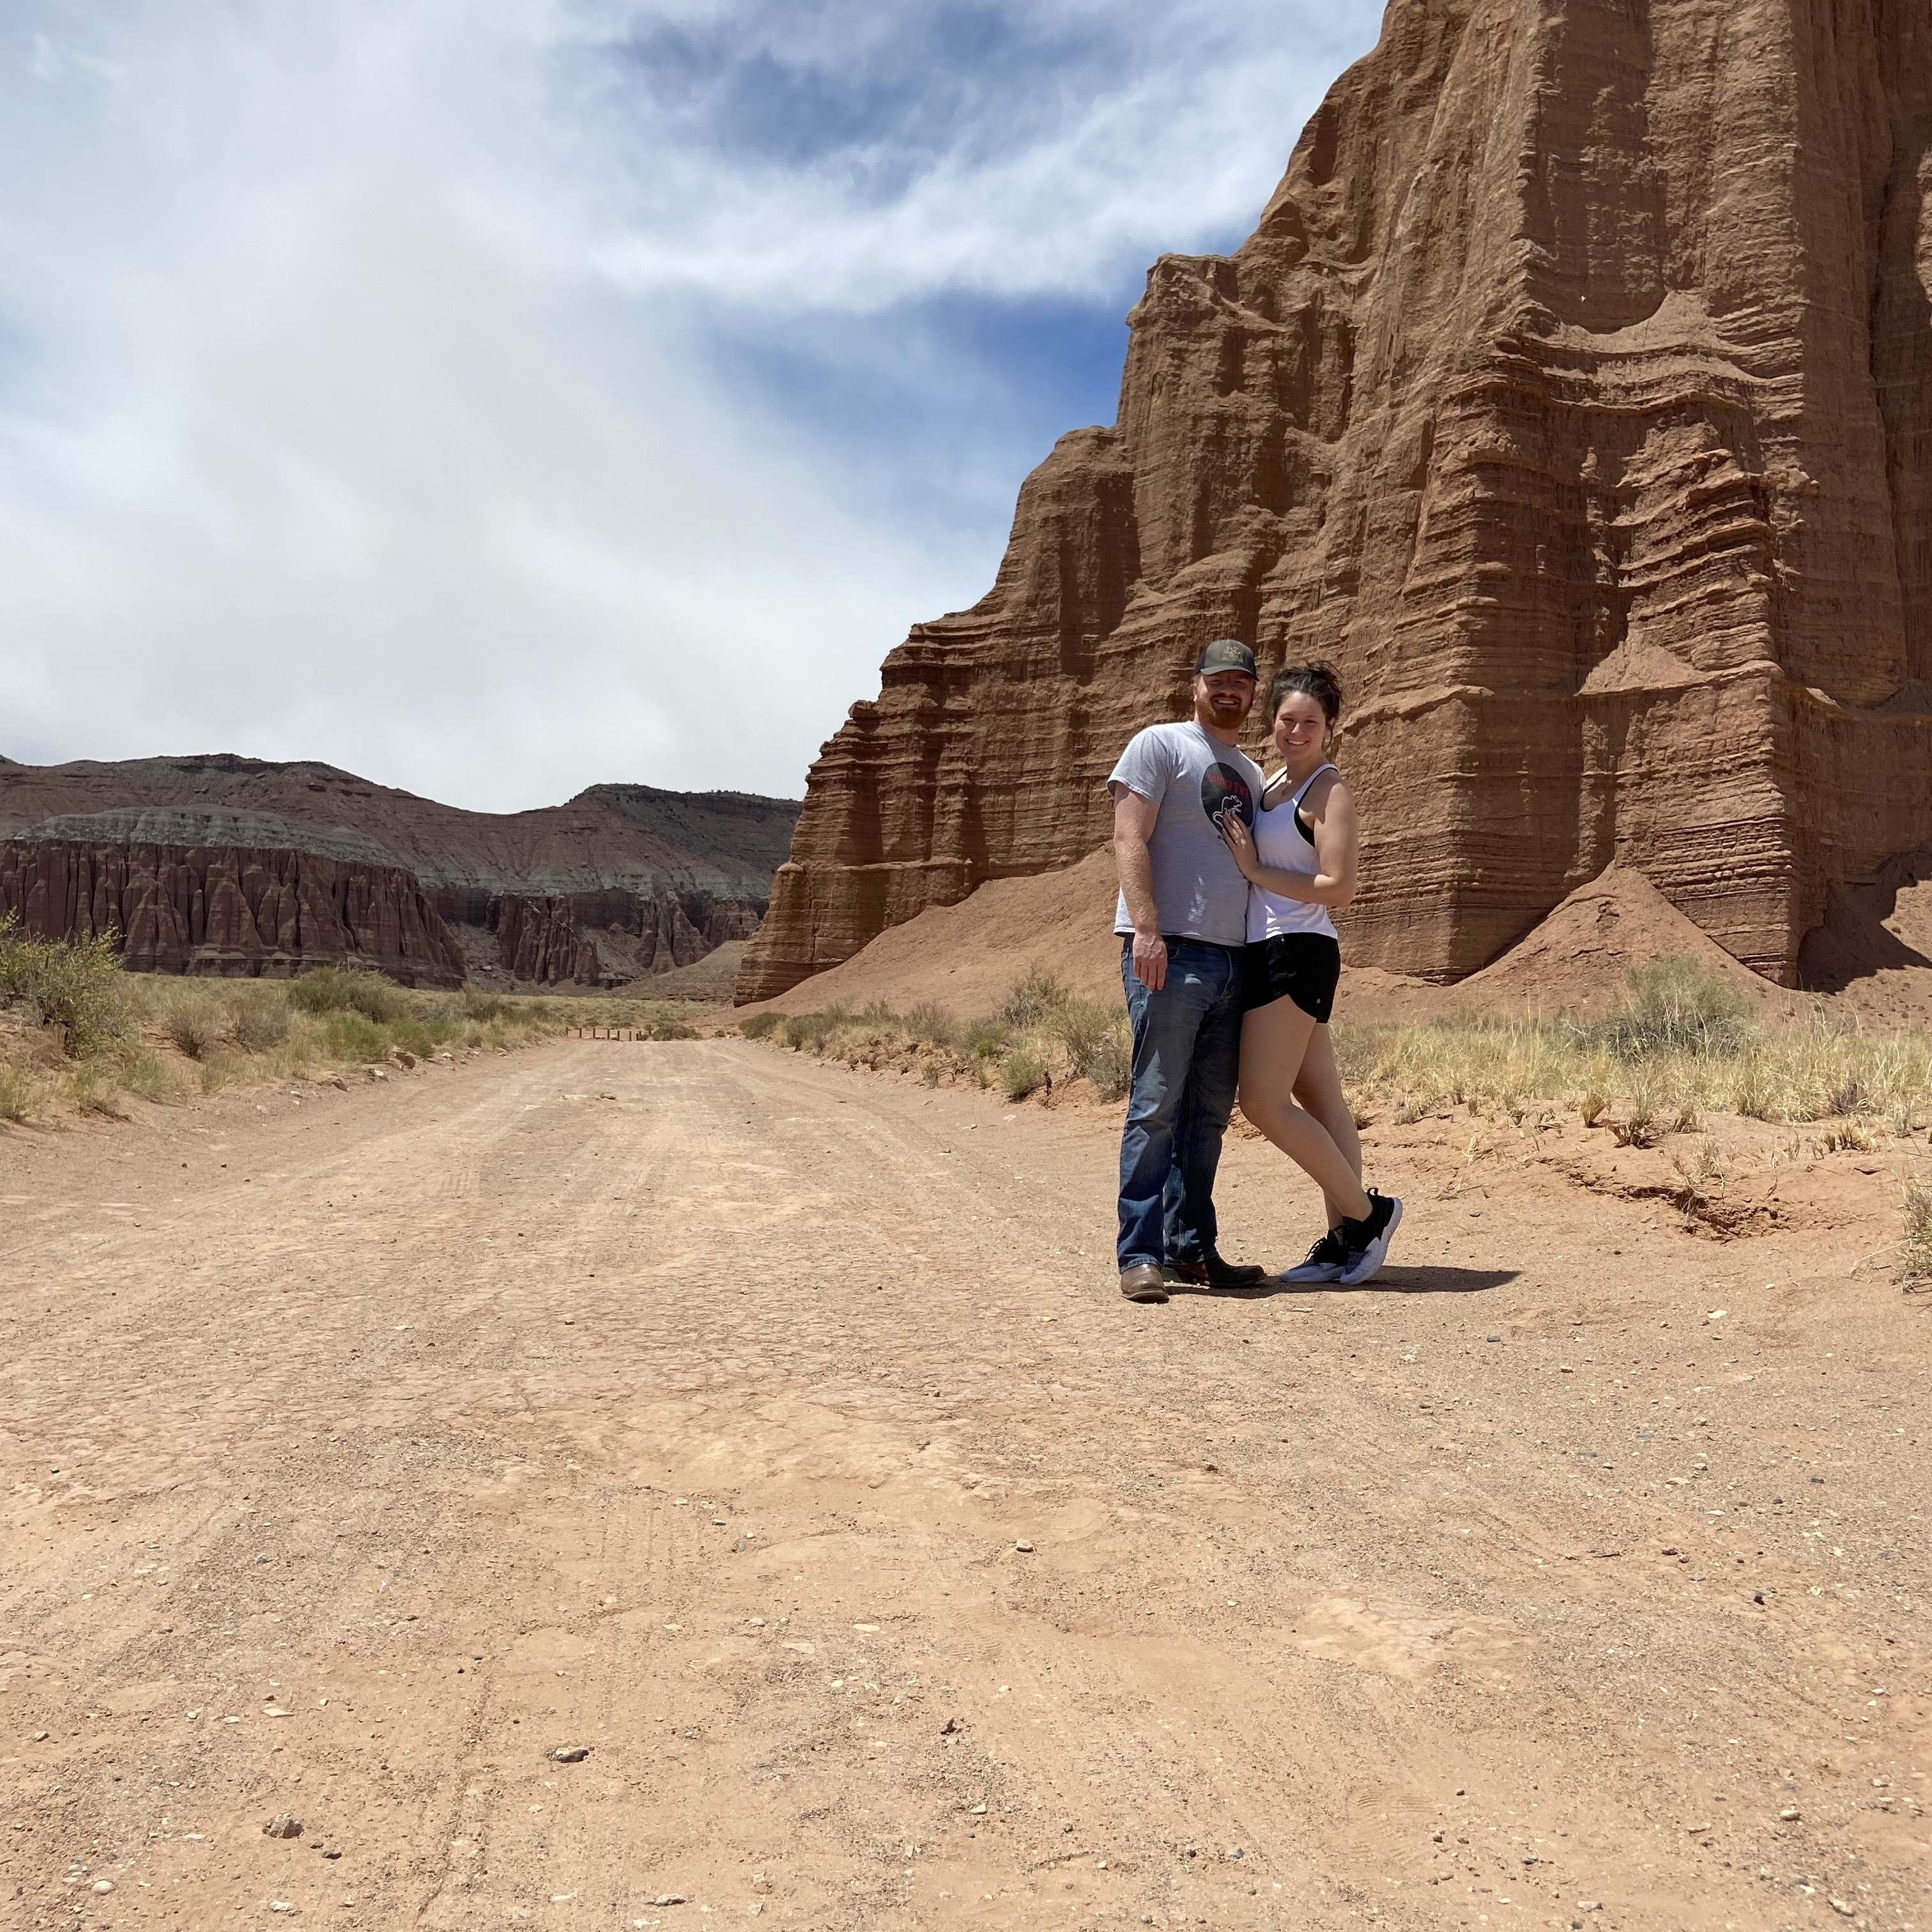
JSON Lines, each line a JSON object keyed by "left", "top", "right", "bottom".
{"left": 1268, "top": 659, "right": 1344, "bottom": 724}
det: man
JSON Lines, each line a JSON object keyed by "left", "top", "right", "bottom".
{"left": 1108, "top": 639, "right": 1272, "bottom": 1303}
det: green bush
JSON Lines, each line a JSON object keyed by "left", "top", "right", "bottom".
{"left": 1002, "top": 1047, "right": 1048, "bottom": 1101}
{"left": 738, "top": 1011, "right": 783, "bottom": 1039}
{"left": 0, "top": 915, "right": 128, "bottom": 1056}
{"left": 1902, "top": 1179, "right": 1932, "bottom": 1288}
{"left": 321, "top": 1009, "right": 390, "bottom": 1062}
{"left": 962, "top": 1016, "right": 1009, "bottom": 1061}
{"left": 460, "top": 986, "right": 511, "bottom": 1022}
{"left": 1050, "top": 995, "right": 1131, "bottom": 1098}
{"left": 70, "top": 1064, "right": 124, "bottom": 1117}
{"left": 650, "top": 1019, "right": 698, "bottom": 1041}
{"left": 288, "top": 965, "right": 408, "bottom": 1023}
{"left": 1581, "top": 956, "right": 1753, "bottom": 1059}
{"left": 390, "top": 1015, "right": 460, "bottom": 1058}
{"left": 780, "top": 1006, "right": 848, "bottom": 1054}
{"left": 229, "top": 990, "right": 292, "bottom": 1053}
{"left": 116, "top": 1047, "right": 175, "bottom": 1101}
{"left": 998, "top": 965, "right": 1070, "bottom": 1030}
{"left": 905, "top": 1001, "right": 960, "bottom": 1048}
{"left": 165, "top": 1003, "right": 224, "bottom": 1061}
{"left": 0, "top": 1059, "right": 38, "bottom": 1123}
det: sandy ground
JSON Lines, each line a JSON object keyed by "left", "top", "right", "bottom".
{"left": 2, "top": 1039, "right": 1928, "bottom": 1932}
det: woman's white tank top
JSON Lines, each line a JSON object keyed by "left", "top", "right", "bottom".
{"left": 1246, "top": 763, "right": 1339, "bottom": 944}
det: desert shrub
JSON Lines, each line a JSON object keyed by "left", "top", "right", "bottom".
{"left": 649, "top": 1018, "right": 698, "bottom": 1041}
{"left": 164, "top": 1002, "right": 224, "bottom": 1061}
{"left": 1329, "top": 1025, "right": 1382, "bottom": 1084}
{"left": 962, "top": 1016, "right": 1009, "bottom": 1061}
{"left": 1729, "top": 1053, "right": 1779, "bottom": 1121}
{"left": 321, "top": 1010, "right": 390, "bottom": 1062}
{"left": 1051, "top": 995, "right": 1133, "bottom": 1101}
{"left": 779, "top": 1006, "right": 848, "bottom": 1054}
{"left": 1668, "top": 1142, "right": 1728, "bottom": 1221}
{"left": 905, "top": 1001, "right": 960, "bottom": 1048}
{"left": 1001, "top": 1047, "right": 1048, "bottom": 1101}
{"left": 388, "top": 1016, "right": 457, "bottom": 1058}
{"left": 1583, "top": 955, "right": 1753, "bottom": 1060}
{"left": 0, "top": 1059, "right": 38, "bottom": 1123}
{"left": 288, "top": 965, "right": 408, "bottom": 1023}
{"left": 856, "top": 999, "right": 900, "bottom": 1027}
{"left": 1083, "top": 1031, "right": 1133, "bottom": 1102}
{"left": 459, "top": 986, "right": 511, "bottom": 1022}
{"left": 998, "top": 965, "right": 1071, "bottom": 1031}
{"left": 116, "top": 1047, "right": 176, "bottom": 1101}
{"left": 1901, "top": 1180, "right": 1932, "bottom": 1289}
{"left": 1610, "top": 1070, "right": 1664, "bottom": 1147}
{"left": 0, "top": 916, "right": 128, "bottom": 1056}
{"left": 229, "top": 990, "right": 292, "bottom": 1053}
{"left": 68, "top": 1065, "right": 124, "bottom": 1117}
{"left": 738, "top": 1011, "right": 783, "bottom": 1040}
{"left": 1825, "top": 1071, "right": 1870, "bottom": 1117}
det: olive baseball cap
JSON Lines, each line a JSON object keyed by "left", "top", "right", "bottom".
{"left": 1195, "top": 638, "right": 1257, "bottom": 678}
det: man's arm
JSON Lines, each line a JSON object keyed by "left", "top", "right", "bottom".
{"left": 1112, "top": 786, "right": 1167, "bottom": 991}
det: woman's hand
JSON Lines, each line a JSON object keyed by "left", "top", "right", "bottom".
{"left": 1218, "top": 809, "right": 1259, "bottom": 879}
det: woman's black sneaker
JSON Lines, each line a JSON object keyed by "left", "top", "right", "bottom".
{"left": 1338, "top": 1192, "right": 1403, "bottom": 1285}
{"left": 1277, "top": 1229, "right": 1347, "bottom": 1284}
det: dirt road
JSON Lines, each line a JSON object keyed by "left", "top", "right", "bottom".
{"left": 3, "top": 1039, "right": 1927, "bottom": 1930}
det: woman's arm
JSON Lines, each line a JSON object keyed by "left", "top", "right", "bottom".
{"left": 1218, "top": 774, "right": 1359, "bottom": 908}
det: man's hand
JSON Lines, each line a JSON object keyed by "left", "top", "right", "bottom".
{"left": 1131, "top": 929, "right": 1169, "bottom": 992}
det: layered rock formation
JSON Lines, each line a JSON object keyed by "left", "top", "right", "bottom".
{"left": 740, "top": 0, "right": 1932, "bottom": 1001}
{"left": 0, "top": 756, "right": 799, "bottom": 985}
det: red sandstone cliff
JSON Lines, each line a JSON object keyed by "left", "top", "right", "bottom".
{"left": 0, "top": 757, "right": 799, "bottom": 986}
{"left": 739, "top": 0, "right": 1932, "bottom": 1001}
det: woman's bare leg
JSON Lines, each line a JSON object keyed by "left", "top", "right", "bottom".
{"left": 1238, "top": 998, "right": 1371, "bottom": 1220}
{"left": 1292, "top": 1024, "right": 1363, "bottom": 1229}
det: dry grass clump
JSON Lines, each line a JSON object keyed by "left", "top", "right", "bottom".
{"left": 744, "top": 965, "right": 1135, "bottom": 1103}
{"left": 1900, "top": 1180, "right": 1932, "bottom": 1291}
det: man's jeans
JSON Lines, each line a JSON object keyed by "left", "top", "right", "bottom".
{"left": 1117, "top": 937, "right": 1244, "bottom": 1271}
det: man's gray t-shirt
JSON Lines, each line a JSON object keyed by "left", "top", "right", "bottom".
{"left": 1108, "top": 722, "right": 1264, "bottom": 947}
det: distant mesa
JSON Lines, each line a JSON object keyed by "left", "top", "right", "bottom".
{"left": 0, "top": 754, "right": 800, "bottom": 988}
{"left": 739, "top": 0, "right": 1932, "bottom": 1005}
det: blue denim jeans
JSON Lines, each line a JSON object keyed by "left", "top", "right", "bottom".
{"left": 1117, "top": 937, "right": 1245, "bottom": 1271}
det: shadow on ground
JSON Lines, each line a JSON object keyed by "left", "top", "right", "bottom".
{"left": 1168, "top": 1266, "right": 1519, "bottom": 1299}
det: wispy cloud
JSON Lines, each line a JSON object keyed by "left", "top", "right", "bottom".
{"left": 0, "top": 1, "right": 1382, "bottom": 811}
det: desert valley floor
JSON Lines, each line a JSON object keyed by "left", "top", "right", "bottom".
{"left": 2, "top": 1039, "right": 1927, "bottom": 1930}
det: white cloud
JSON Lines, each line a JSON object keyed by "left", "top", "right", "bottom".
{"left": 0, "top": 1, "right": 1382, "bottom": 811}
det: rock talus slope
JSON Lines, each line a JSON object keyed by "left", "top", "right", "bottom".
{"left": 0, "top": 757, "right": 799, "bottom": 986}
{"left": 740, "top": 0, "right": 1932, "bottom": 1001}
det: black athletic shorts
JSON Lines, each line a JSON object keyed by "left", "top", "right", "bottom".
{"left": 1242, "top": 933, "right": 1342, "bottom": 1022}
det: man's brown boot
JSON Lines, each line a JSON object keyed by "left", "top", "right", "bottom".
{"left": 1165, "top": 1252, "right": 1268, "bottom": 1289}
{"left": 1119, "top": 1263, "right": 1170, "bottom": 1303}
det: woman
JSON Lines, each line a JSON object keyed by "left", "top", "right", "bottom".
{"left": 1218, "top": 662, "right": 1402, "bottom": 1285}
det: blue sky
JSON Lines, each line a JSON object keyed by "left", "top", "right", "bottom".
{"left": 0, "top": 0, "right": 1385, "bottom": 811}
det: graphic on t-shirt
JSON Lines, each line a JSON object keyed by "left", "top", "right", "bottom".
{"left": 1200, "top": 762, "right": 1255, "bottom": 834}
